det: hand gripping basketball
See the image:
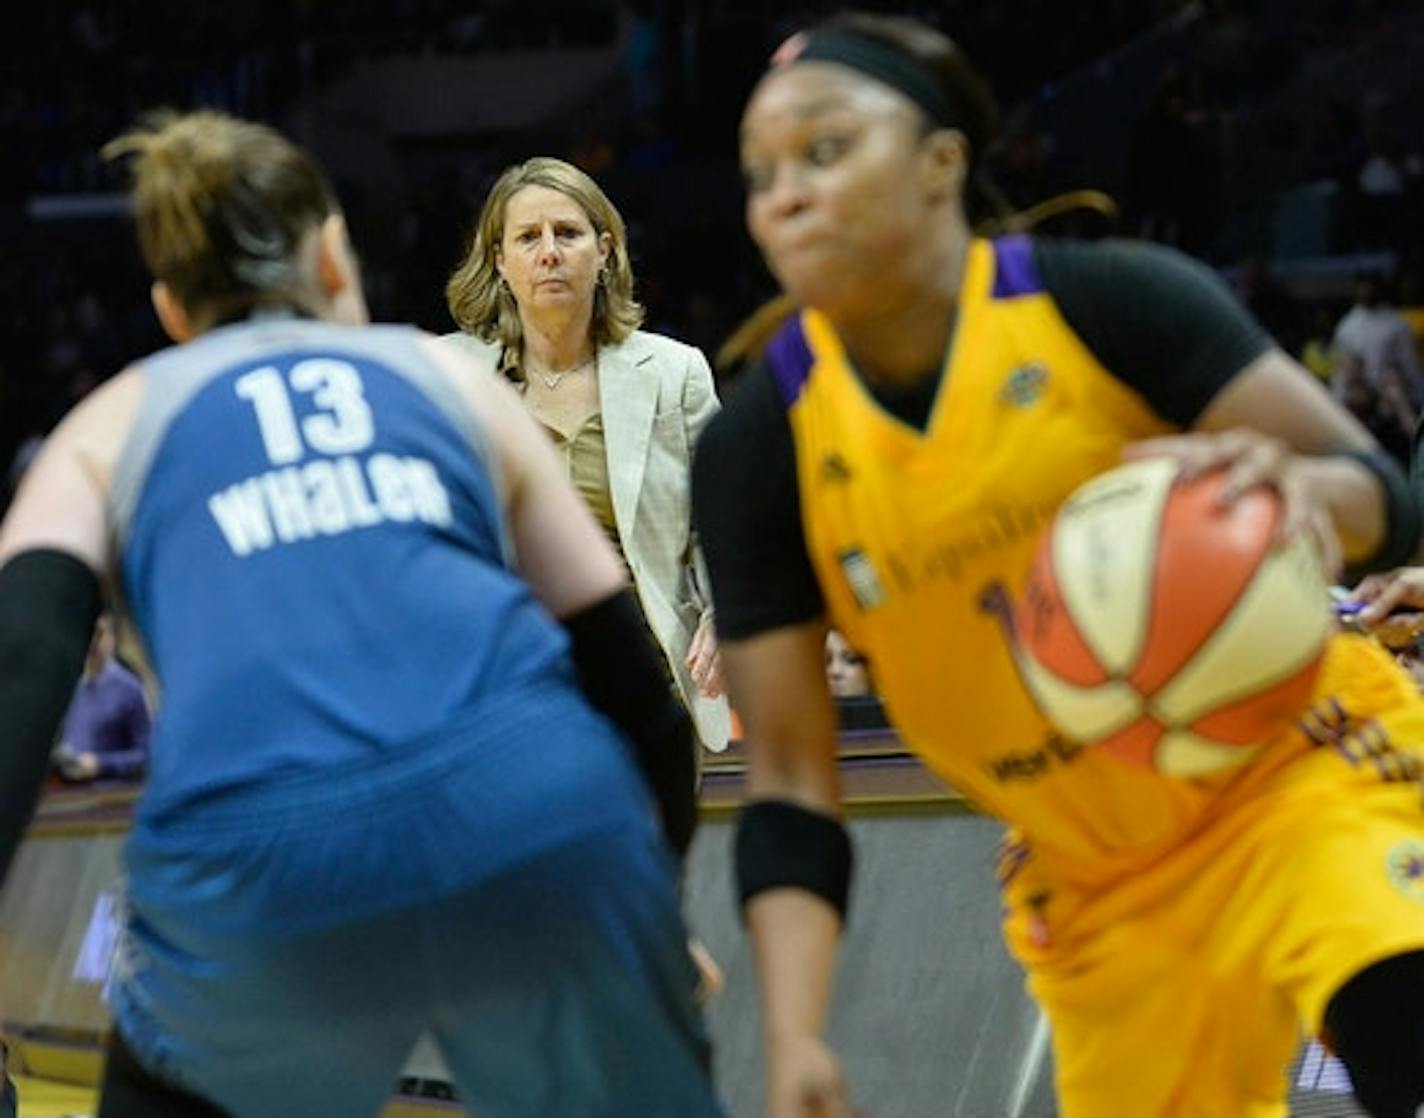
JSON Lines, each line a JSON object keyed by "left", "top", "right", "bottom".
{"left": 1124, "top": 429, "right": 1342, "bottom": 578}
{"left": 1012, "top": 457, "right": 1331, "bottom": 778}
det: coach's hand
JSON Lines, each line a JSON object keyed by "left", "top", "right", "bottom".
{"left": 768, "top": 1034, "right": 857, "bottom": 1118}
{"left": 1124, "top": 429, "right": 1342, "bottom": 578}
{"left": 686, "top": 614, "right": 724, "bottom": 699}
{"left": 688, "top": 937, "right": 724, "bottom": 1003}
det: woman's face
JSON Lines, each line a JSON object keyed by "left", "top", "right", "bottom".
{"left": 740, "top": 63, "right": 948, "bottom": 318}
{"left": 825, "top": 630, "right": 872, "bottom": 698}
{"left": 496, "top": 185, "right": 611, "bottom": 325}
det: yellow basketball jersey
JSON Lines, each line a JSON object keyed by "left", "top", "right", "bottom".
{"left": 766, "top": 236, "right": 1366, "bottom": 880}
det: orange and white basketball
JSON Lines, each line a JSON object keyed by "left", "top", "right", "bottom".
{"left": 1013, "top": 458, "right": 1331, "bottom": 779}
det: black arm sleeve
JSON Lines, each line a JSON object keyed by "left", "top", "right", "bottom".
{"left": 0, "top": 550, "right": 102, "bottom": 880}
{"left": 1035, "top": 238, "right": 1274, "bottom": 428}
{"left": 692, "top": 364, "right": 824, "bottom": 640}
{"left": 563, "top": 588, "right": 698, "bottom": 858}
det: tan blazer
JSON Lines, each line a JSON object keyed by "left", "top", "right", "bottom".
{"left": 440, "top": 329, "right": 732, "bottom": 752}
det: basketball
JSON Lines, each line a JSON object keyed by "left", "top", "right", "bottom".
{"left": 1013, "top": 458, "right": 1332, "bottom": 779}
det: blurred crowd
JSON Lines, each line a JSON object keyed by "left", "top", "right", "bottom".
{"left": 4, "top": 0, "right": 1423, "bottom": 500}
{"left": 2, "top": 0, "right": 621, "bottom": 198}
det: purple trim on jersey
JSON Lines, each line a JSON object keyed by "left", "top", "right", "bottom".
{"left": 766, "top": 316, "right": 814, "bottom": 407}
{"left": 991, "top": 235, "right": 1044, "bottom": 299}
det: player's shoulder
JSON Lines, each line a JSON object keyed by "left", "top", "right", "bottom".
{"left": 422, "top": 330, "right": 506, "bottom": 388}
{"left": 741, "top": 311, "right": 817, "bottom": 410}
{"left": 1031, "top": 235, "right": 1221, "bottom": 291}
{"left": 435, "top": 329, "right": 501, "bottom": 363}
{"left": 56, "top": 365, "right": 147, "bottom": 447}
{"left": 1028, "top": 234, "right": 1255, "bottom": 344}
{"left": 23, "top": 365, "right": 150, "bottom": 524}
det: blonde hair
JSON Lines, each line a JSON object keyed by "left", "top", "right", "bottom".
{"left": 103, "top": 110, "right": 338, "bottom": 321}
{"left": 445, "top": 157, "right": 643, "bottom": 371}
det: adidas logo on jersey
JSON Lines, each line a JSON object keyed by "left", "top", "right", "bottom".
{"left": 820, "top": 452, "right": 854, "bottom": 484}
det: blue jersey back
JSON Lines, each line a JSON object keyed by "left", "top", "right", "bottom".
{"left": 113, "top": 318, "right": 573, "bottom": 822}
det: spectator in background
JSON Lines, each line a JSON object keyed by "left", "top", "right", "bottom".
{"left": 52, "top": 613, "right": 150, "bottom": 783}
{"left": 1356, "top": 127, "right": 1409, "bottom": 248}
{"left": 827, "top": 629, "right": 886, "bottom": 731}
{"left": 1336, "top": 356, "right": 1415, "bottom": 469}
{"left": 1333, "top": 272, "right": 1424, "bottom": 407}
{"left": 825, "top": 630, "right": 872, "bottom": 699}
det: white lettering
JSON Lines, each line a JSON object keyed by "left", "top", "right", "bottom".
{"left": 234, "top": 367, "right": 303, "bottom": 465}
{"left": 208, "top": 480, "right": 275, "bottom": 557}
{"left": 368, "top": 453, "right": 415, "bottom": 521}
{"left": 260, "top": 468, "right": 316, "bottom": 542}
{"left": 205, "top": 454, "right": 456, "bottom": 557}
{"left": 404, "top": 458, "right": 452, "bottom": 526}
{"left": 336, "top": 457, "right": 383, "bottom": 527}
{"left": 291, "top": 359, "right": 375, "bottom": 455}
{"left": 303, "top": 460, "right": 350, "bottom": 534}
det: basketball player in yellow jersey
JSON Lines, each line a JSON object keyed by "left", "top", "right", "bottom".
{"left": 693, "top": 13, "right": 1424, "bottom": 1118}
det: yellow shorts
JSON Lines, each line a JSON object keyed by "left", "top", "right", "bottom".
{"left": 1001, "top": 637, "right": 1424, "bottom": 1118}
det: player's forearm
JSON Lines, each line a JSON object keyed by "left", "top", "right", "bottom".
{"left": 1299, "top": 455, "right": 1384, "bottom": 563}
{"left": 736, "top": 740, "right": 850, "bottom": 1047}
{"left": 563, "top": 588, "right": 698, "bottom": 857}
{"left": 748, "top": 889, "right": 844, "bottom": 1044}
{"left": 735, "top": 780, "right": 852, "bottom": 1053}
{"left": 1297, "top": 452, "right": 1417, "bottom": 570}
{"left": 722, "top": 630, "right": 853, "bottom": 1040}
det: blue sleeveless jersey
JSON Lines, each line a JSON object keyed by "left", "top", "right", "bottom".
{"left": 112, "top": 318, "right": 579, "bottom": 826}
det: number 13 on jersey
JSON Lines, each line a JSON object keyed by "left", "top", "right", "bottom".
{"left": 235, "top": 359, "right": 375, "bottom": 466}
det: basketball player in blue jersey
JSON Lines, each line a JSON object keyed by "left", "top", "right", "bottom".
{"left": 0, "top": 111, "right": 724, "bottom": 1118}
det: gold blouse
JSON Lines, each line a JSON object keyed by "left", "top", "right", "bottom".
{"left": 537, "top": 413, "right": 625, "bottom": 558}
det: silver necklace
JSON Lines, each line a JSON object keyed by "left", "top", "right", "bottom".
{"left": 530, "top": 356, "right": 595, "bottom": 390}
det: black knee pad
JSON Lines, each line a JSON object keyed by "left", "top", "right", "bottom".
{"left": 1323, "top": 950, "right": 1424, "bottom": 1118}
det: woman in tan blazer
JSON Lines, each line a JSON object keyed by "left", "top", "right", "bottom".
{"left": 443, "top": 157, "right": 731, "bottom": 754}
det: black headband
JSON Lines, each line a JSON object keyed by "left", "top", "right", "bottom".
{"left": 780, "top": 29, "right": 964, "bottom": 132}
